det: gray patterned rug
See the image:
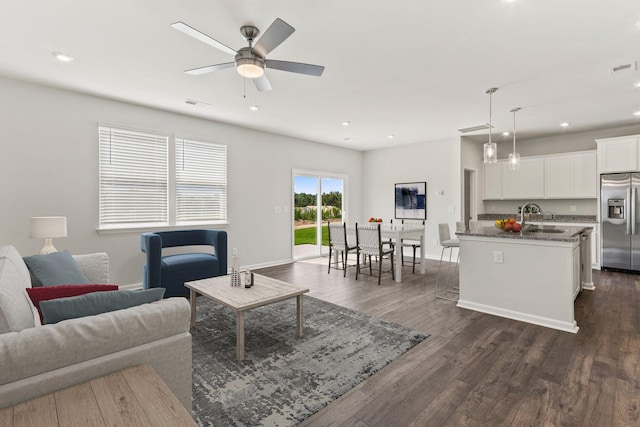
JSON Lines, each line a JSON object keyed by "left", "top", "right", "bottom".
{"left": 191, "top": 295, "right": 428, "bottom": 427}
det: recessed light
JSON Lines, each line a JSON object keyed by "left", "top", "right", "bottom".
{"left": 387, "top": 134, "right": 395, "bottom": 139}
{"left": 634, "top": 82, "right": 640, "bottom": 88}
{"left": 633, "top": 110, "right": 640, "bottom": 117}
{"left": 343, "top": 137, "right": 352, "bottom": 141}
{"left": 635, "top": 20, "right": 640, "bottom": 30}
{"left": 52, "top": 52, "right": 74, "bottom": 62}
{"left": 249, "top": 104, "right": 259, "bottom": 111}
{"left": 502, "top": 131, "right": 510, "bottom": 136}
{"left": 560, "top": 122, "right": 570, "bottom": 128}
{"left": 341, "top": 121, "right": 350, "bottom": 127}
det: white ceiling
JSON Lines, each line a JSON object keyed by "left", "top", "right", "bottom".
{"left": 2, "top": 0, "right": 640, "bottom": 150}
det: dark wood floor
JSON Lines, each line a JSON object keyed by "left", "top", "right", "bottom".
{"left": 254, "top": 256, "right": 640, "bottom": 426}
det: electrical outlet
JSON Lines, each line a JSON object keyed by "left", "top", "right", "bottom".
{"left": 232, "top": 248, "right": 238, "bottom": 255}
{"left": 274, "top": 206, "right": 282, "bottom": 214}
{"left": 493, "top": 250, "right": 503, "bottom": 263}
{"left": 448, "top": 205, "right": 455, "bottom": 213}
{"left": 570, "top": 205, "right": 577, "bottom": 212}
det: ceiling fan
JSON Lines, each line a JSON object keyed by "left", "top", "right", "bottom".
{"left": 171, "top": 18, "right": 325, "bottom": 92}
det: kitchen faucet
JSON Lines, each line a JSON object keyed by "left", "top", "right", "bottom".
{"left": 520, "top": 202, "right": 543, "bottom": 231}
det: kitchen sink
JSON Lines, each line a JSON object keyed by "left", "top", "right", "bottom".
{"left": 525, "top": 228, "right": 566, "bottom": 234}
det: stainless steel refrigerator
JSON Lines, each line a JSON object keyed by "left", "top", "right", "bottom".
{"left": 601, "top": 172, "right": 640, "bottom": 271}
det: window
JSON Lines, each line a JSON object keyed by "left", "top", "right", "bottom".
{"left": 98, "top": 126, "right": 227, "bottom": 230}
{"left": 175, "top": 137, "right": 227, "bottom": 223}
{"left": 98, "top": 126, "right": 168, "bottom": 228}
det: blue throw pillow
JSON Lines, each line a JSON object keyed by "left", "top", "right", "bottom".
{"left": 39, "top": 288, "right": 165, "bottom": 324}
{"left": 23, "top": 251, "right": 90, "bottom": 287}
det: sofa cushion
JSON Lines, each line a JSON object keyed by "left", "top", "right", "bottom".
{"left": 72, "top": 253, "right": 109, "bottom": 284}
{"left": 0, "top": 246, "right": 37, "bottom": 333}
{"left": 40, "top": 288, "right": 165, "bottom": 324}
{"left": 26, "top": 284, "right": 119, "bottom": 323}
{"left": 23, "top": 251, "right": 90, "bottom": 287}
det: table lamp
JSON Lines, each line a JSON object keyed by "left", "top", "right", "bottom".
{"left": 29, "top": 216, "right": 67, "bottom": 254}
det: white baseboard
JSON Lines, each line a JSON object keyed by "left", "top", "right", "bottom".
{"left": 457, "top": 299, "right": 579, "bottom": 334}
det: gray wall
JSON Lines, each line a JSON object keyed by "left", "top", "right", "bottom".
{"left": 362, "top": 137, "right": 461, "bottom": 256}
{"left": 0, "top": 77, "right": 363, "bottom": 285}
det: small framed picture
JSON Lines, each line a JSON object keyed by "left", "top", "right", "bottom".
{"left": 395, "top": 182, "right": 427, "bottom": 220}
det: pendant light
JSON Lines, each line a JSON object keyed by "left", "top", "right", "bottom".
{"left": 483, "top": 88, "right": 498, "bottom": 164}
{"left": 508, "top": 107, "right": 521, "bottom": 170}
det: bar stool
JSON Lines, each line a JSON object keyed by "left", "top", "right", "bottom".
{"left": 435, "top": 223, "right": 460, "bottom": 301}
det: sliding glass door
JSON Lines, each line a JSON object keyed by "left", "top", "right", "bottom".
{"left": 293, "top": 171, "right": 346, "bottom": 259}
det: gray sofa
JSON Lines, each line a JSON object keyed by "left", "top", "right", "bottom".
{"left": 0, "top": 245, "right": 192, "bottom": 410}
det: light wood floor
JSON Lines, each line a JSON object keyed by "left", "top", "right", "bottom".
{"left": 254, "top": 256, "right": 640, "bottom": 426}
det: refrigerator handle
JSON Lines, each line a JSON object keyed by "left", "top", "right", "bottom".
{"left": 627, "top": 188, "right": 632, "bottom": 235}
{"left": 633, "top": 187, "right": 637, "bottom": 235}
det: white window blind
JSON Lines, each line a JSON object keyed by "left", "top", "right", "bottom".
{"left": 175, "top": 137, "right": 227, "bottom": 222}
{"left": 99, "top": 126, "right": 168, "bottom": 228}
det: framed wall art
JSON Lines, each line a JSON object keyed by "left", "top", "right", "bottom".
{"left": 395, "top": 182, "right": 427, "bottom": 220}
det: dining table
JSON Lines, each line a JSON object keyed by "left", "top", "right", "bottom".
{"left": 346, "top": 222, "right": 426, "bottom": 283}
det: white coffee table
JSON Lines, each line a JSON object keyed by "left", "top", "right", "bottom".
{"left": 185, "top": 274, "right": 309, "bottom": 361}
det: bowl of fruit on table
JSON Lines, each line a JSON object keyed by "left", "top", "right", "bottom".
{"left": 495, "top": 217, "right": 522, "bottom": 233}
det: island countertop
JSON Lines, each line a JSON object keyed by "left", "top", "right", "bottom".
{"left": 456, "top": 224, "right": 591, "bottom": 243}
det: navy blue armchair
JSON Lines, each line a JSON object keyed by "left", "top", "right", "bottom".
{"left": 141, "top": 230, "right": 228, "bottom": 298}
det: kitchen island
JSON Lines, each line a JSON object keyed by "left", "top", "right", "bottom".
{"left": 456, "top": 224, "right": 593, "bottom": 333}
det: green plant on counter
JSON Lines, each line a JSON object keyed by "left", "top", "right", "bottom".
{"left": 517, "top": 204, "right": 540, "bottom": 214}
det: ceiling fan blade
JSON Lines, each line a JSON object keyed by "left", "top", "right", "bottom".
{"left": 171, "top": 21, "right": 237, "bottom": 56}
{"left": 253, "top": 18, "right": 295, "bottom": 57}
{"left": 185, "top": 62, "right": 235, "bottom": 75}
{"left": 265, "top": 60, "right": 325, "bottom": 77}
{"left": 254, "top": 74, "right": 272, "bottom": 92}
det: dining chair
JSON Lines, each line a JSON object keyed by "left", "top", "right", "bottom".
{"left": 355, "top": 223, "right": 395, "bottom": 285}
{"left": 400, "top": 219, "right": 425, "bottom": 274}
{"left": 456, "top": 221, "right": 466, "bottom": 233}
{"left": 434, "top": 223, "right": 460, "bottom": 301}
{"left": 327, "top": 222, "right": 356, "bottom": 277}
{"left": 469, "top": 220, "right": 479, "bottom": 232}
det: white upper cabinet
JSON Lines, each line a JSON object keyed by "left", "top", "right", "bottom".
{"left": 502, "top": 157, "right": 544, "bottom": 199}
{"left": 596, "top": 135, "right": 640, "bottom": 173}
{"left": 483, "top": 151, "right": 596, "bottom": 200}
{"left": 483, "top": 160, "right": 503, "bottom": 200}
{"left": 545, "top": 151, "right": 597, "bottom": 199}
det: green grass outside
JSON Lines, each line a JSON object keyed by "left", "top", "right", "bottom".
{"left": 295, "top": 225, "right": 329, "bottom": 246}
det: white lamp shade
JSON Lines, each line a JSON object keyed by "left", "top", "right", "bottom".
{"left": 29, "top": 216, "right": 67, "bottom": 239}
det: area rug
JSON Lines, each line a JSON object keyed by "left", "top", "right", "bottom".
{"left": 191, "top": 295, "right": 428, "bottom": 427}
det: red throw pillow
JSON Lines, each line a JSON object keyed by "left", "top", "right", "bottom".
{"left": 26, "top": 284, "right": 119, "bottom": 323}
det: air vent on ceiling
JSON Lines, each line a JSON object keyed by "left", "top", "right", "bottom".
{"left": 610, "top": 61, "right": 637, "bottom": 75}
{"left": 185, "top": 99, "right": 211, "bottom": 107}
{"left": 458, "top": 124, "right": 493, "bottom": 133}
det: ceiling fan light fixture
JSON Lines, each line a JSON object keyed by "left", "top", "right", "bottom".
{"left": 236, "top": 57, "right": 264, "bottom": 78}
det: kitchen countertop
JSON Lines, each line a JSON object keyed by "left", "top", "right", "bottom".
{"left": 457, "top": 225, "right": 591, "bottom": 243}
{"left": 477, "top": 213, "right": 597, "bottom": 223}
